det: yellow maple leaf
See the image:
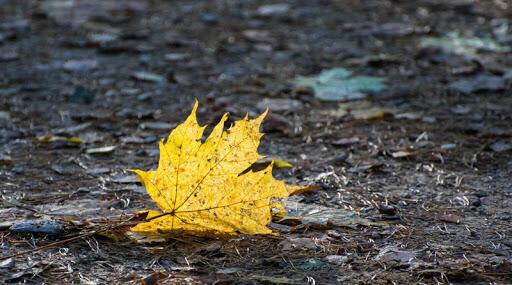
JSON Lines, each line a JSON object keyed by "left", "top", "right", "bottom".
{"left": 131, "top": 101, "right": 296, "bottom": 236}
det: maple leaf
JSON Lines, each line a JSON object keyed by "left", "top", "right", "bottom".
{"left": 131, "top": 101, "right": 297, "bottom": 236}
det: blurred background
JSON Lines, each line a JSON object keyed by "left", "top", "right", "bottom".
{"left": 1, "top": 0, "right": 511, "bottom": 283}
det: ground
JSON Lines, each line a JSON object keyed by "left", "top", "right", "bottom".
{"left": 1, "top": 0, "right": 511, "bottom": 284}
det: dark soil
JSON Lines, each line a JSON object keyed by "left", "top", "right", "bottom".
{"left": 1, "top": 0, "right": 511, "bottom": 284}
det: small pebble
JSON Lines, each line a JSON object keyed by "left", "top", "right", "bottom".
{"left": 371, "top": 232, "right": 383, "bottom": 239}
{"left": 471, "top": 198, "right": 482, "bottom": 207}
{"left": 474, "top": 191, "right": 489, "bottom": 198}
{"left": 377, "top": 204, "right": 397, "bottom": 215}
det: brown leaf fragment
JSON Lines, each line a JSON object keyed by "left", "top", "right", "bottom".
{"left": 141, "top": 272, "right": 166, "bottom": 285}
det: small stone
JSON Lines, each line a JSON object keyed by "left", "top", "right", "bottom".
{"left": 395, "top": 112, "right": 422, "bottom": 120}
{"left": 450, "top": 105, "right": 471, "bottom": 114}
{"left": 140, "top": 272, "right": 165, "bottom": 285}
{"left": 0, "top": 154, "right": 13, "bottom": 165}
{"left": 474, "top": 191, "right": 489, "bottom": 198}
{"left": 0, "top": 111, "right": 10, "bottom": 120}
{"left": 68, "top": 86, "right": 95, "bottom": 104}
{"left": 449, "top": 74, "right": 506, "bottom": 94}
{"left": 332, "top": 137, "right": 360, "bottom": 147}
{"left": 86, "top": 167, "right": 111, "bottom": 175}
{"left": 85, "top": 145, "right": 117, "bottom": 154}
{"left": 242, "top": 30, "right": 273, "bottom": 43}
{"left": 110, "top": 174, "right": 138, "bottom": 184}
{"left": 377, "top": 204, "right": 397, "bottom": 215}
{"left": 441, "top": 143, "right": 457, "bottom": 150}
{"left": 130, "top": 71, "right": 165, "bottom": 83}
{"left": 439, "top": 213, "right": 461, "bottom": 224}
{"left": 256, "top": 98, "right": 304, "bottom": 113}
{"left": 262, "top": 113, "right": 291, "bottom": 133}
{"left": 391, "top": 150, "right": 414, "bottom": 158}
{"left": 0, "top": 46, "right": 18, "bottom": 61}
{"left": 0, "top": 257, "right": 15, "bottom": 269}
{"left": 324, "top": 255, "right": 348, "bottom": 265}
{"left": 325, "top": 153, "right": 349, "bottom": 166}
{"left": 256, "top": 4, "right": 290, "bottom": 17}
{"left": 164, "top": 53, "right": 189, "bottom": 61}
{"left": 422, "top": 116, "right": 437, "bottom": 123}
{"left": 478, "top": 206, "right": 491, "bottom": 216}
{"left": 217, "top": 267, "right": 237, "bottom": 274}
{"left": 360, "top": 206, "right": 374, "bottom": 213}
{"left": 75, "top": 187, "right": 92, "bottom": 194}
{"left": 10, "top": 219, "right": 65, "bottom": 236}
{"left": 375, "top": 245, "right": 417, "bottom": 264}
{"left": 279, "top": 237, "right": 319, "bottom": 251}
{"left": 371, "top": 232, "right": 383, "bottom": 239}
{"left": 489, "top": 141, "right": 512, "bottom": 153}
{"left": 200, "top": 13, "right": 219, "bottom": 25}
{"left": 140, "top": 122, "right": 175, "bottom": 130}
{"left": 204, "top": 241, "right": 222, "bottom": 252}
{"left": 63, "top": 59, "right": 98, "bottom": 72}
{"left": 88, "top": 33, "right": 118, "bottom": 45}
{"left": 365, "top": 22, "right": 416, "bottom": 37}
{"left": 11, "top": 165, "right": 25, "bottom": 174}
{"left": 326, "top": 230, "right": 341, "bottom": 238}
{"left": 299, "top": 258, "right": 324, "bottom": 270}
{"left": 471, "top": 198, "right": 482, "bottom": 207}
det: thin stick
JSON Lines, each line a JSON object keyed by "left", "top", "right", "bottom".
{"left": 0, "top": 233, "right": 92, "bottom": 260}
{"left": 2, "top": 199, "right": 41, "bottom": 214}
{"left": 0, "top": 217, "right": 140, "bottom": 261}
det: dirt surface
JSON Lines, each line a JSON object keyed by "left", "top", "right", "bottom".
{"left": 1, "top": 0, "right": 512, "bottom": 284}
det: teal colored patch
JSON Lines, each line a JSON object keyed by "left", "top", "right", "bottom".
{"left": 294, "top": 67, "right": 386, "bottom": 101}
{"left": 420, "top": 32, "right": 510, "bottom": 56}
{"left": 298, "top": 258, "right": 325, "bottom": 271}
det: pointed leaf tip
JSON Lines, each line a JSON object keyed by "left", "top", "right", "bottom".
{"left": 190, "top": 100, "right": 199, "bottom": 122}
{"left": 259, "top": 108, "right": 269, "bottom": 120}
